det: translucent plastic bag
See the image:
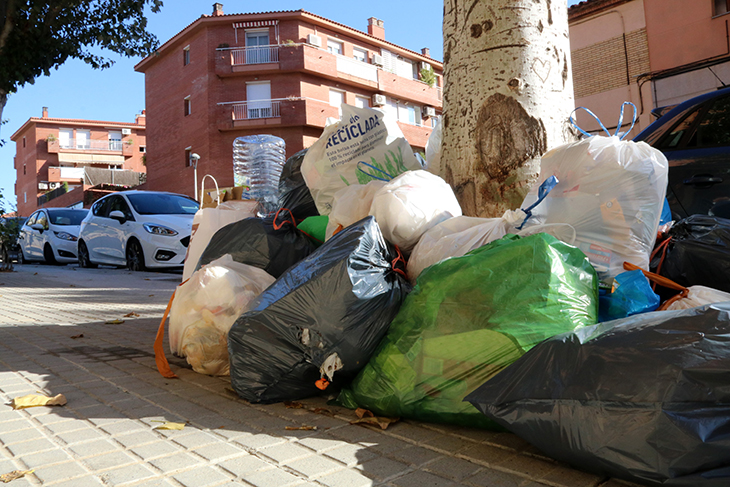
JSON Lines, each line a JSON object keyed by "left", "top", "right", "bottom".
{"left": 369, "top": 170, "right": 462, "bottom": 253}
{"left": 169, "top": 254, "right": 275, "bottom": 376}
{"left": 324, "top": 180, "right": 386, "bottom": 240}
{"left": 521, "top": 135, "right": 668, "bottom": 282}
{"left": 598, "top": 270, "right": 660, "bottom": 322}
{"left": 664, "top": 286, "right": 730, "bottom": 311}
{"left": 424, "top": 119, "right": 441, "bottom": 172}
{"left": 301, "top": 104, "right": 422, "bottom": 214}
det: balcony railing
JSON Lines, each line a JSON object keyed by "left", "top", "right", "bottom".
{"left": 228, "top": 45, "right": 280, "bottom": 66}
{"left": 59, "top": 139, "right": 125, "bottom": 151}
{"left": 229, "top": 100, "right": 282, "bottom": 121}
{"left": 48, "top": 166, "right": 145, "bottom": 187}
{"left": 335, "top": 54, "right": 378, "bottom": 83}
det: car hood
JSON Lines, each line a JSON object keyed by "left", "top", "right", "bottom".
{"left": 138, "top": 214, "right": 194, "bottom": 234}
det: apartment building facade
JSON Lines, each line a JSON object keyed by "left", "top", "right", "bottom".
{"left": 134, "top": 5, "right": 443, "bottom": 197}
{"left": 11, "top": 107, "right": 147, "bottom": 216}
{"left": 569, "top": 0, "right": 730, "bottom": 137}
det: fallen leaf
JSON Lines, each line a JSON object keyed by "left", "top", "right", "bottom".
{"left": 69, "top": 284, "right": 76, "bottom": 287}
{"left": 104, "top": 319, "right": 124, "bottom": 324}
{"left": 123, "top": 312, "right": 140, "bottom": 318}
{"left": 284, "top": 401, "right": 304, "bottom": 409}
{"left": 313, "top": 407, "right": 334, "bottom": 416}
{"left": 351, "top": 408, "right": 398, "bottom": 430}
{"left": 285, "top": 425, "right": 317, "bottom": 431}
{"left": 70, "top": 334, "right": 84, "bottom": 339}
{"left": 34, "top": 272, "right": 38, "bottom": 275}
{"left": 152, "top": 421, "right": 186, "bottom": 430}
{"left": 144, "top": 278, "right": 150, "bottom": 281}
{"left": 11, "top": 393, "right": 67, "bottom": 410}
{"left": 149, "top": 294, "right": 154, "bottom": 297}
{"left": 0, "top": 469, "right": 34, "bottom": 483}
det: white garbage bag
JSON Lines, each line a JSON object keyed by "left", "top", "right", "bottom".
{"left": 424, "top": 119, "right": 442, "bottom": 173}
{"left": 520, "top": 136, "right": 668, "bottom": 282}
{"left": 664, "top": 286, "right": 730, "bottom": 311}
{"left": 169, "top": 254, "right": 275, "bottom": 376}
{"left": 325, "top": 180, "right": 386, "bottom": 240}
{"left": 301, "top": 103, "right": 422, "bottom": 215}
{"left": 369, "top": 170, "right": 462, "bottom": 253}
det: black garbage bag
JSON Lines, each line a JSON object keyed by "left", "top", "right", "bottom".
{"left": 196, "top": 213, "right": 317, "bottom": 278}
{"left": 228, "top": 216, "right": 410, "bottom": 404}
{"left": 652, "top": 215, "right": 730, "bottom": 293}
{"left": 278, "top": 148, "right": 319, "bottom": 221}
{"left": 466, "top": 304, "right": 730, "bottom": 487}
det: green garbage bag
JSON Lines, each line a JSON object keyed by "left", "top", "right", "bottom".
{"left": 338, "top": 233, "right": 598, "bottom": 428}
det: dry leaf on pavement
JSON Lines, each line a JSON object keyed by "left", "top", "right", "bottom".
{"left": 152, "top": 421, "right": 186, "bottom": 430}
{"left": 104, "top": 319, "right": 124, "bottom": 324}
{"left": 70, "top": 334, "right": 84, "bottom": 339}
{"left": 123, "top": 312, "right": 140, "bottom": 318}
{"left": 285, "top": 425, "right": 317, "bottom": 431}
{"left": 0, "top": 469, "right": 34, "bottom": 483}
{"left": 11, "top": 394, "right": 67, "bottom": 410}
{"left": 284, "top": 401, "right": 304, "bottom": 409}
{"left": 350, "top": 408, "right": 399, "bottom": 430}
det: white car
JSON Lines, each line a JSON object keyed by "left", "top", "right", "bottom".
{"left": 18, "top": 208, "right": 89, "bottom": 264}
{"left": 77, "top": 191, "right": 199, "bottom": 271}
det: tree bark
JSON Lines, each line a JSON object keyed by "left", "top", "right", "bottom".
{"left": 440, "top": 0, "right": 575, "bottom": 217}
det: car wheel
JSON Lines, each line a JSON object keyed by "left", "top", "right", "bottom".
{"left": 126, "top": 239, "right": 146, "bottom": 272}
{"left": 78, "top": 241, "right": 97, "bottom": 269}
{"left": 17, "top": 249, "right": 25, "bottom": 265}
{"left": 44, "top": 244, "right": 58, "bottom": 265}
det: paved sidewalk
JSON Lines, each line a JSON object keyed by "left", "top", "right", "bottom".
{"left": 0, "top": 265, "right": 634, "bottom": 487}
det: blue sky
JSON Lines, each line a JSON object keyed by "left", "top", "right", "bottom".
{"left": 0, "top": 0, "right": 582, "bottom": 210}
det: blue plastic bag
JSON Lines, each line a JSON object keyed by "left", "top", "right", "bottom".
{"left": 599, "top": 270, "right": 660, "bottom": 322}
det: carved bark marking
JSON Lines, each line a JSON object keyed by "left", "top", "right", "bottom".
{"left": 546, "top": 0, "right": 553, "bottom": 25}
{"left": 532, "top": 58, "right": 551, "bottom": 84}
{"left": 475, "top": 93, "right": 547, "bottom": 184}
{"left": 474, "top": 43, "right": 528, "bottom": 55}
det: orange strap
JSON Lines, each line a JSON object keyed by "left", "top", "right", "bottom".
{"left": 273, "top": 208, "right": 296, "bottom": 230}
{"left": 154, "top": 288, "right": 180, "bottom": 379}
{"left": 391, "top": 245, "right": 408, "bottom": 279}
{"left": 649, "top": 237, "right": 673, "bottom": 290}
{"left": 622, "top": 262, "right": 687, "bottom": 292}
{"left": 315, "top": 378, "right": 330, "bottom": 390}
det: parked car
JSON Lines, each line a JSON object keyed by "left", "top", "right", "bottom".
{"left": 634, "top": 86, "right": 730, "bottom": 219}
{"left": 0, "top": 217, "right": 27, "bottom": 263}
{"left": 77, "top": 191, "right": 199, "bottom": 271}
{"left": 18, "top": 208, "right": 88, "bottom": 264}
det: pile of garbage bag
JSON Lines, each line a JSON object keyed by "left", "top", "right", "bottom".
{"left": 159, "top": 100, "right": 730, "bottom": 485}
{"left": 466, "top": 304, "right": 730, "bottom": 486}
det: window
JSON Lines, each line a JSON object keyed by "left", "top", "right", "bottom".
{"left": 23, "top": 164, "right": 26, "bottom": 175}
{"left": 246, "top": 30, "right": 270, "bottom": 63}
{"left": 715, "top": 0, "right": 730, "bottom": 15}
{"left": 92, "top": 197, "right": 111, "bottom": 217}
{"left": 246, "top": 82, "right": 272, "bottom": 118}
{"left": 59, "top": 129, "right": 73, "bottom": 148}
{"left": 329, "top": 89, "right": 345, "bottom": 117}
{"left": 689, "top": 96, "right": 730, "bottom": 147}
{"left": 27, "top": 212, "right": 37, "bottom": 225}
{"left": 36, "top": 211, "right": 49, "bottom": 230}
{"left": 355, "top": 96, "right": 370, "bottom": 109}
{"left": 396, "top": 56, "right": 417, "bottom": 80}
{"left": 184, "top": 96, "right": 191, "bottom": 116}
{"left": 183, "top": 46, "right": 190, "bottom": 65}
{"left": 108, "top": 131, "right": 122, "bottom": 151}
{"left": 185, "top": 147, "right": 192, "bottom": 167}
{"left": 76, "top": 130, "right": 90, "bottom": 149}
{"left": 327, "top": 39, "right": 343, "bottom": 55}
{"left": 139, "top": 146, "right": 146, "bottom": 153}
{"left": 659, "top": 108, "right": 701, "bottom": 149}
{"left": 353, "top": 47, "right": 367, "bottom": 63}
{"left": 24, "top": 192, "right": 27, "bottom": 204}
{"left": 107, "top": 196, "right": 134, "bottom": 221}
{"left": 22, "top": 137, "right": 26, "bottom": 148}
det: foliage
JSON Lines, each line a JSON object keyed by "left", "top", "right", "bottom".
{"left": 0, "top": 188, "right": 20, "bottom": 270}
{"left": 0, "top": 0, "right": 164, "bottom": 131}
{"left": 420, "top": 66, "right": 436, "bottom": 87}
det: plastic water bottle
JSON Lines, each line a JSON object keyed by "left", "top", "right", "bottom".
{"left": 232, "top": 135, "right": 286, "bottom": 213}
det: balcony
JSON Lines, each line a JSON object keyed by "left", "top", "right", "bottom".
{"left": 378, "top": 72, "right": 442, "bottom": 108}
{"left": 216, "top": 45, "right": 282, "bottom": 75}
{"left": 217, "top": 97, "right": 337, "bottom": 131}
{"left": 47, "top": 138, "right": 133, "bottom": 156}
{"left": 48, "top": 166, "right": 145, "bottom": 187}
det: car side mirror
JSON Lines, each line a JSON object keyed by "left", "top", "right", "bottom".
{"left": 109, "top": 210, "right": 126, "bottom": 223}
{"left": 29, "top": 223, "right": 44, "bottom": 233}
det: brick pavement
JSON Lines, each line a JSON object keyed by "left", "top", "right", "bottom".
{"left": 0, "top": 264, "right": 637, "bottom": 487}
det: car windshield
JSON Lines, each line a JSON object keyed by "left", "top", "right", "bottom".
{"left": 125, "top": 193, "right": 199, "bottom": 215}
{"left": 47, "top": 210, "right": 87, "bottom": 226}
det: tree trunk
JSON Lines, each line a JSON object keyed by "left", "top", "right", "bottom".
{"left": 440, "top": 0, "right": 575, "bottom": 218}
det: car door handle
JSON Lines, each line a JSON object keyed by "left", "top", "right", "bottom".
{"left": 684, "top": 176, "right": 723, "bottom": 185}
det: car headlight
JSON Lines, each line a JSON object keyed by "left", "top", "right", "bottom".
{"left": 53, "top": 231, "right": 77, "bottom": 241}
{"left": 143, "top": 223, "right": 178, "bottom": 236}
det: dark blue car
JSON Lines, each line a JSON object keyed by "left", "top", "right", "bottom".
{"left": 634, "top": 86, "right": 730, "bottom": 219}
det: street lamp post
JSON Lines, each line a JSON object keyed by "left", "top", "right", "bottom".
{"left": 191, "top": 153, "right": 201, "bottom": 201}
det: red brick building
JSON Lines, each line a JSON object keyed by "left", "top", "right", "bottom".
{"left": 134, "top": 5, "right": 443, "bottom": 197}
{"left": 11, "top": 108, "right": 147, "bottom": 216}
{"left": 569, "top": 0, "right": 730, "bottom": 137}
